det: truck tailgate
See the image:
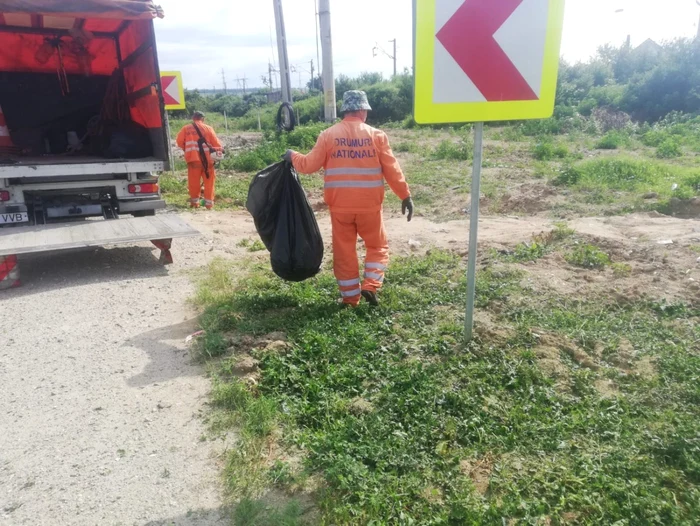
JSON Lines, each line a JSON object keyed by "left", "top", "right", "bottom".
{"left": 0, "top": 214, "right": 199, "bottom": 256}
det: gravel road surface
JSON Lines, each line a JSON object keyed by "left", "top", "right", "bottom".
{"left": 0, "top": 219, "right": 230, "bottom": 526}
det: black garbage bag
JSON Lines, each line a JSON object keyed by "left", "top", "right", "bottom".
{"left": 246, "top": 161, "right": 324, "bottom": 282}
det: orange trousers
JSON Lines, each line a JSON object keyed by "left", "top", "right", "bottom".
{"left": 331, "top": 211, "right": 389, "bottom": 306}
{"left": 187, "top": 162, "right": 216, "bottom": 208}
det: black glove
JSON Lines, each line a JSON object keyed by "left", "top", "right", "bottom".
{"left": 402, "top": 197, "right": 414, "bottom": 222}
{"left": 282, "top": 149, "right": 294, "bottom": 163}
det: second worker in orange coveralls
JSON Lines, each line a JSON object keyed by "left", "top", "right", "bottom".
{"left": 284, "top": 90, "right": 414, "bottom": 307}
{"left": 176, "top": 111, "right": 223, "bottom": 209}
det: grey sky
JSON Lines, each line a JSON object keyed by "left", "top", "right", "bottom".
{"left": 153, "top": 0, "right": 700, "bottom": 90}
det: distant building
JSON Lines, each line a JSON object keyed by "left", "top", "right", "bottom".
{"left": 632, "top": 39, "right": 662, "bottom": 58}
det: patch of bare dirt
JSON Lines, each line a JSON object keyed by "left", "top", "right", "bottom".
{"left": 459, "top": 456, "right": 494, "bottom": 496}
{"left": 348, "top": 397, "right": 375, "bottom": 415}
{"left": 533, "top": 331, "right": 599, "bottom": 371}
{"left": 171, "top": 132, "right": 261, "bottom": 160}
{"left": 594, "top": 378, "right": 621, "bottom": 399}
{"left": 496, "top": 184, "right": 559, "bottom": 214}
{"left": 474, "top": 310, "right": 516, "bottom": 345}
{"left": 186, "top": 210, "right": 700, "bottom": 307}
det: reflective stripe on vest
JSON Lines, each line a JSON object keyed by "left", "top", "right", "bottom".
{"left": 325, "top": 167, "right": 382, "bottom": 177}
{"left": 325, "top": 180, "right": 384, "bottom": 189}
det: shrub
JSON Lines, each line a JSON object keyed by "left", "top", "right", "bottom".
{"left": 533, "top": 142, "right": 555, "bottom": 161}
{"left": 565, "top": 244, "right": 611, "bottom": 269}
{"left": 532, "top": 141, "right": 569, "bottom": 161}
{"left": 656, "top": 138, "right": 682, "bottom": 159}
{"left": 510, "top": 241, "right": 548, "bottom": 262}
{"left": 431, "top": 138, "right": 472, "bottom": 161}
{"left": 612, "top": 262, "right": 633, "bottom": 277}
{"left": 394, "top": 141, "right": 419, "bottom": 153}
{"left": 552, "top": 165, "right": 582, "bottom": 186}
{"left": 641, "top": 129, "right": 669, "bottom": 147}
{"left": 595, "top": 131, "right": 625, "bottom": 150}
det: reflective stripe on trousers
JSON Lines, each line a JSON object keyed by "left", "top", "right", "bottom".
{"left": 364, "top": 262, "right": 387, "bottom": 283}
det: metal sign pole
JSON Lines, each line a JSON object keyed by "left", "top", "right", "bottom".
{"left": 165, "top": 112, "right": 175, "bottom": 176}
{"left": 465, "top": 122, "right": 484, "bottom": 341}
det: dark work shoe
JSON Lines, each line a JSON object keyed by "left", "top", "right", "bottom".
{"left": 361, "top": 290, "right": 379, "bottom": 307}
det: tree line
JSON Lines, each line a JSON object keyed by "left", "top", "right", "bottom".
{"left": 173, "top": 38, "right": 700, "bottom": 130}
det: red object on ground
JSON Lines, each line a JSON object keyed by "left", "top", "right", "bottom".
{"left": 436, "top": 0, "right": 538, "bottom": 102}
{"left": 0, "top": 255, "right": 21, "bottom": 290}
{"left": 151, "top": 239, "right": 172, "bottom": 265}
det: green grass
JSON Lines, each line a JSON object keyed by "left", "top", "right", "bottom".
{"left": 431, "top": 137, "right": 473, "bottom": 161}
{"left": 656, "top": 138, "right": 683, "bottom": 159}
{"left": 552, "top": 158, "right": 700, "bottom": 205}
{"left": 195, "top": 252, "right": 700, "bottom": 524}
{"left": 565, "top": 244, "right": 611, "bottom": 269}
{"left": 233, "top": 499, "right": 307, "bottom": 526}
{"left": 532, "top": 141, "right": 570, "bottom": 161}
{"left": 594, "top": 131, "right": 630, "bottom": 150}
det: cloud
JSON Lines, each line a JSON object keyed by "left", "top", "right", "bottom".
{"left": 154, "top": 0, "right": 700, "bottom": 90}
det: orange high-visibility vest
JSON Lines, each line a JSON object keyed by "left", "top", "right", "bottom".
{"left": 292, "top": 117, "right": 410, "bottom": 214}
{"left": 176, "top": 122, "right": 222, "bottom": 165}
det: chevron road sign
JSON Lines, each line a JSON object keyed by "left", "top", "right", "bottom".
{"left": 413, "top": 0, "right": 566, "bottom": 340}
{"left": 161, "top": 71, "right": 186, "bottom": 111}
{"left": 414, "top": 0, "right": 566, "bottom": 124}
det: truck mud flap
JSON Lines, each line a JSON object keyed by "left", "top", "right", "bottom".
{"left": 0, "top": 214, "right": 199, "bottom": 257}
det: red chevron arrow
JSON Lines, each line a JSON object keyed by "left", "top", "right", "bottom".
{"left": 437, "top": 0, "right": 538, "bottom": 102}
{"left": 161, "top": 76, "right": 179, "bottom": 106}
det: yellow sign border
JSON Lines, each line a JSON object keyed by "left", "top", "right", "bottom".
{"left": 414, "top": 0, "right": 566, "bottom": 124}
{"left": 161, "top": 70, "right": 186, "bottom": 111}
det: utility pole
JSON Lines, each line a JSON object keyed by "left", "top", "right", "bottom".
{"left": 697, "top": 1, "right": 700, "bottom": 40}
{"left": 268, "top": 63, "right": 274, "bottom": 92}
{"left": 314, "top": 0, "right": 321, "bottom": 92}
{"left": 319, "top": 0, "right": 336, "bottom": 122}
{"left": 272, "top": 0, "right": 293, "bottom": 104}
{"left": 391, "top": 39, "right": 397, "bottom": 77}
{"left": 310, "top": 59, "right": 315, "bottom": 90}
{"left": 236, "top": 75, "right": 248, "bottom": 95}
{"left": 221, "top": 69, "right": 227, "bottom": 94}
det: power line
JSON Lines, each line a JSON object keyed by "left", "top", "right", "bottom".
{"left": 373, "top": 39, "right": 397, "bottom": 77}
{"left": 235, "top": 75, "right": 248, "bottom": 95}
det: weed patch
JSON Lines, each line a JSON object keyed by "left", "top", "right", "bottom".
{"left": 565, "top": 244, "right": 611, "bottom": 269}
{"left": 431, "top": 138, "right": 473, "bottom": 161}
{"left": 552, "top": 158, "right": 700, "bottom": 209}
{"left": 195, "top": 250, "right": 700, "bottom": 524}
{"left": 595, "top": 131, "right": 627, "bottom": 150}
{"left": 532, "top": 141, "right": 569, "bottom": 161}
{"left": 656, "top": 138, "right": 682, "bottom": 158}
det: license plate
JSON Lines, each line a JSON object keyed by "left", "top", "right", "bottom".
{"left": 0, "top": 212, "right": 28, "bottom": 224}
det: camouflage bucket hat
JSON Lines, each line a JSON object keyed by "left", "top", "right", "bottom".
{"left": 340, "top": 90, "right": 372, "bottom": 112}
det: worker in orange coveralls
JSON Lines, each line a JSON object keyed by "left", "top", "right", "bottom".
{"left": 284, "top": 90, "right": 414, "bottom": 307}
{"left": 176, "top": 111, "right": 223, "bottom": 209}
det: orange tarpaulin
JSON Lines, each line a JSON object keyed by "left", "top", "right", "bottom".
{"left": 0, "top": 0, "right": 165, "bottom": 130}
{"left": 0, "top": 1, "right": 163, "bottom": 20}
